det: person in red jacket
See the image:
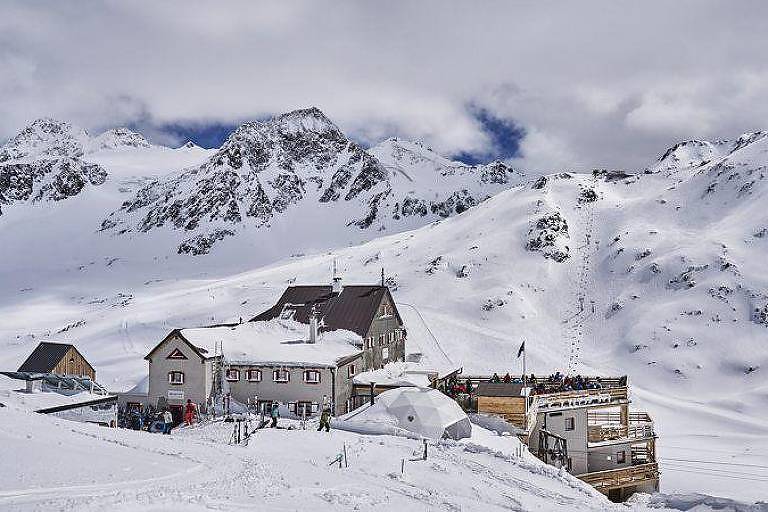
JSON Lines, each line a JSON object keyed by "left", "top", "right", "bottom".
{"left": 184, "top": 399, "right": 197, "bottom": 426}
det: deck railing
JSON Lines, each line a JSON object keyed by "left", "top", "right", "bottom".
{"left": 587, "top": 422, "right": 654, "bottom": 443}
{"left": 532, "top": 386, "right": 628, "bottom": 410}
{"left": 588, "top": 411, "right": 651, "bottom": 424}
{"left": 576, "top": 462, "right": 659, "bottom": 491}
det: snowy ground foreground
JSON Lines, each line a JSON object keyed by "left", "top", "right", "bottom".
{"left": 1, "top": 407, "right": 763, "bottom": 512}
{"left": 2, "top": 133, "right": 768, "bottom": 501}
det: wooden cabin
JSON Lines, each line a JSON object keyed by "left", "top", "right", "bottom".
{"left": 475, "top": 382, "right": 526, "bottom": 427}
{"left": 17, "top": 342, "right": 96, "bottom": 380}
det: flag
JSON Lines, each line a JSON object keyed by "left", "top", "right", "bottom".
{"left": 517, "top": 341, "right": 525, "bottom": 358}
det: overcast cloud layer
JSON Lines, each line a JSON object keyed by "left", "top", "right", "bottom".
{"left": 1, "top": 1, "right": 767, "bottom": 171}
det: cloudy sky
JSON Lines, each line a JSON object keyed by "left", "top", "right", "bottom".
{"left": 1, "top": 1, "right": 766, "bottom": 171}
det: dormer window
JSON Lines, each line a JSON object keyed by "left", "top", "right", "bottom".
{"left": 167, "top": 348, "right": 188, "bottom": 359}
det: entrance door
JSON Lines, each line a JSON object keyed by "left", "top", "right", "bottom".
{"left": 169, "top": 405, "right": 184, "bottom": 426}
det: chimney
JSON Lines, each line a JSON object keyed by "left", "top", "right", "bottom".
{"left": 331, "top": 259, "right": 343, "bottom": 295}
{"left": 308, "top": 306, "right": 318, "bottom": 344}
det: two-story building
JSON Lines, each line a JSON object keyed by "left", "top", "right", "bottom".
{"left": 250, "top": 283, "right": 405, "bottom": 370}
{"left": 144, "top": 281, "right": 406, "bottom": 418}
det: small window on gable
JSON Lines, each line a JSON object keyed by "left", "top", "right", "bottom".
{"left": 379, "top": 303, "right": 393, "bottom": 318}
{"left": 168, "top": 371, "right": 184, "bottom": 385}
{"left": 167, "top": 348, "right": 188, "bottom": 359}
{"left": 616, "top": 450, "right": 626, "bottom": 464}
{"left": 565, "top": 417, "right": 575, "bottom": 431}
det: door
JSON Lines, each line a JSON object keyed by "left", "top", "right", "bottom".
{"left": 169, "top": 405, "right": 184, "bottom": 426}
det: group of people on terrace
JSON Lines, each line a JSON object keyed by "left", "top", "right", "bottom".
{"left": 529, "top": 372, "right": 605, "bottom": 395}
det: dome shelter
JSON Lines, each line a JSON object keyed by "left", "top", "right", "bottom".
{"left": 339, "top": 387, "right": 471, "bottom": 440}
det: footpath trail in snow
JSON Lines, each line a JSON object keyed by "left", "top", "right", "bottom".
{"left": 0, "top": 407, "right": 695, "bottom": 512}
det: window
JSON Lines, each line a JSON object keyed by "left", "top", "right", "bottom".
{"left": 565, "top": 417, "right": 575, "bottom": 431}
{"left": 167, "top": 348, "right": 188, "bottom": 359}
{"left": 364, "top": 337, "right": 374, "bottom": 349}
{"left": 168, "top": 371, "right": 184, "bottom": 385}
{"left": 379, "top": 334, "right": 385, "bottom": 346}
{"left": 296, "top": 401, "right": 315, "bottom": 417}
{"left": 225, "top": 369, "right": 240, "bottom": 382}
{"left": 273, "top": 369, "right": 290, "bottom": 383}
{"left": 347, "top": 364, "right": 356, "bottom": 378}
{"left": 379, "top": 303, "right": 393, "bottom": 317}
{"left": 616, "top": 450, "right": 626, "bottom": 464}
{"left": 247, "top": 369, "right": 262, "bottom": 382}
{"left": 304, "top": 370, "right": 321, "bottom": 384}
{"left": 382, "top": 347, "right": 389, "bottom": 360}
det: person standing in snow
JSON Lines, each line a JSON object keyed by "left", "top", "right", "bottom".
{"left": 163, "top": 409, "right": 173, "bottom": 434}
{"left": 317, "top": 407, "right": 331, "bottom": 432}
{"left": 184, "top": 399, "right": 197, "bottom": 426}
{"left": 270, "top": 402, "right": 280, "bottom": 428}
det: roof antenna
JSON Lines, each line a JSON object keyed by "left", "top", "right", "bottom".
{"left": 381, "top": 268, "right": 385, "bottom": 287}
{"left": 332, "top": 259, "right": 343, "bottom": 294}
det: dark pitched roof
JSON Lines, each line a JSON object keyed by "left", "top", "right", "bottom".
{"left": 476, "top": 382, "right": 524, "bottom": 397}
{"left": 144, "top": 329, "right": 211, "bottom": 361}
{"left": 250, "top": 285, "right": 401, "bottom": 337}
{"left": 17, "top": 342, "right": 77, "bottom": 373}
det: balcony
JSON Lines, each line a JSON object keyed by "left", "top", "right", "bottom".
{"left": 587, "top": 411, "right": 654, "bottom": 443}
{"left": 576, "top": 462, "right": 659, "bottom": 492}
{"left": 532, "top": 386, "right": 628, "bottom": 411}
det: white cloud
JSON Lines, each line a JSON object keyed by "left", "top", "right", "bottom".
{"left": 0, "top": 1, "right": 766, "bottom": 170}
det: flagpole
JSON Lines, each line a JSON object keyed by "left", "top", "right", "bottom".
{"left": 521, "top": 339, "right": 527, "bottom": 418}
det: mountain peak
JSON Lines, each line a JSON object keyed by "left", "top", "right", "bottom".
{"left": 269, "top": 106, "right": 341, "bottom": 136}
{"left": 1, "top": 118, "right": 89, "bottom": 162}
{"left": 90, "top": 127, "right": 150, "bottom": 151}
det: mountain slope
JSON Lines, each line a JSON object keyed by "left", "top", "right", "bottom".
{"left": 101, "top": 108, "right": 521, "bottom": 254}
{"left": 1, "top": 116, "right": 768, "bottom": 499}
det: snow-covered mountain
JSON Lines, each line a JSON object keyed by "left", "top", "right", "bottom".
{"left": 0, "top": 119, "right": 157, "bottom": 215}
{"left": 100, "top": 107, "right": 521, "bottom": 255}
{"left": 1, "top": 111, "right": 768, "bottom": 500}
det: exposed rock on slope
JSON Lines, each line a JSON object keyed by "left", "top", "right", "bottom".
{"left": 103, "top": 109, "right": 522, "bottom": 254}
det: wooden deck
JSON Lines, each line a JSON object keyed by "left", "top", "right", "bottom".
{"left": 576, "top": 462, "right": 659, "bottom": 492}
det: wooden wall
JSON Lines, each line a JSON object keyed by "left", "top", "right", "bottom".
{"left": 53, "top": 347, "right": 95, "bottom": 380}
{"left": 477, "top": 395, "right": 526, "bottom": 427}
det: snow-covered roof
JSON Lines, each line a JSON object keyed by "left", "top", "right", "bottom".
{"left": 0, "top": 374, "right": 113, "bottom": 413}
{"left": 180, "top": 319, "right": 362, "bottom": 367}
{"left": 353, "top": 362, "right": 434, "bottom": 387}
